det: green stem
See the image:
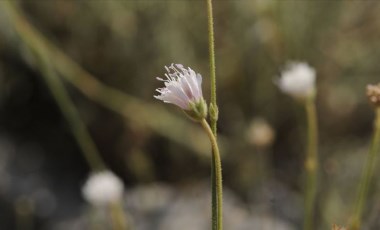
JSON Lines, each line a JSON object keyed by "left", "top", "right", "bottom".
{"left": 206, "top": 0, "right": 218, "bottom": 135}
{"left": 2, "top": 0, "right": 106, "bottom": 171}
{"left": 206, "top": 1, "right": 219, "bottom": 229}
{"left": 303, "top": 98, "right": 319, "bottom": 230}
{"left": 201, "top": 119, "right": 223, "bottom": 230}
{"left": 350, "top": 108, "right": 380, "bottom": 230}
{"left": 90, "top": 208, "right": 104, "bottom": 230}
{"left": 110, "top": 203, "right": 128, "bottom": 230}
{"left": 14, "top": 197, "right": 34, "bottom": 230}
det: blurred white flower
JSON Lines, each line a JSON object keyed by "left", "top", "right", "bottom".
{"left": 82, "top": 170, "right": 124, "bottom": 207}
{"left": 246, "top": 118, "right": 275, "bottom": 149}
{"left": 276, "top": 62, "right": 316, "bottom": 98}
{"left": 155, "top": 64, "right": 204, "bottom": 110}
{"left": 332, "top": 224, "right": 347, "bottom": 230}
{"left": 367, "top": 83, "right": 380, "bottom": 107}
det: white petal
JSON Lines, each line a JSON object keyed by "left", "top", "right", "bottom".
{"left": 179, "top": 76, "right": 194, "bottom": 99}
{"left": 167, "top": 83, "right": 190, "bottom": 102}
{"left": 186, "top": 68, "right": 201, "bottom": 100}
{"left": 155, "top": 94, "right": 188, "bottom": 109}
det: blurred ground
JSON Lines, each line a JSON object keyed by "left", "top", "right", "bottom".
{"left": 1, "top": 0, "right": 380, "bottom": 229}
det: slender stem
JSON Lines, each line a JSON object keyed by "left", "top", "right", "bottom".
{"left": 201, "top": 119, "right": 223, "bottom": 230}
{"left": 206, "top": 0, "right": 218, "bottom": 135}
{"left": 256, "top": 148, "right": 273, "bottom": 230}
{"left": 350, "top": 108, "right": 380, "bottom": 230}
{"left": 303, "top": 98, "right": 319, "bottom": 230}
{"left": 206, "top": 1, "right": 219, "bottom": 229}
{"left": 110, "top": 203, "right": 128, "bottom": 230}
{"left": 90, "top": 208, "right": 104, "bottom": 230}
{"left": 14, "top": 197, "right": 34, "bottom": 230}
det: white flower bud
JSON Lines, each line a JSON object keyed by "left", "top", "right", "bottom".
{"left": 246, "top": 118, "right": 275, "bottom": 149}
{"left": 276, "top": 62, "right": 316, "bottom": 99}
{"left": 82, "top": 171, "right": 124, "bottom": 207}
{"left": 367, "top": 83, "right": 380, "bottom": 107}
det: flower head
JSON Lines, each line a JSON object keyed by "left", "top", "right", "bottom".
{"left": 82, "top": 170, "right": 124, "bottom": 207}
{"left": 366, "top": 83, "right": 380, "bottom": 107}
{"left": 276, "top": 62, "right": 316, "bottom": 99}
{"left": 332, "top": 224, "right": 347, "bottom": 230}
{"left": 155, "top": 64, "right": 207, "bottom": 120}
{"left": 246, "top": 117, "right": 275, "bottom": 149}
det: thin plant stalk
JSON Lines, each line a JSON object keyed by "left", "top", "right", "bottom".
{"left": 90, "top": 208, "right": 104, "bottom": 230}
{"left": 201, "top": 119, "right": 223, "bottom": 230}
{"left": 110, "top": 203, "right": 128, "bottom": 230}
{"left": 256, "top": 147, "right": 274, "bottom": 230}
{"left": 206, "top": 0, "right": 218, "bottom": 132}
{"left": 350, "top": 108, "right": 380, "bottom": 230}
{"left": 206, "top": 1, "right": 221, "bottom": 230}
{"left": 303, "top": 97, "right": 319, "bottom": 230}
{"left": 14, "top": 197, "right": 34, "bottom": 230}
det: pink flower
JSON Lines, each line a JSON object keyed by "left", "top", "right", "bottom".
{"left": 155, "top": 64, "right": 204, "bottom": 110}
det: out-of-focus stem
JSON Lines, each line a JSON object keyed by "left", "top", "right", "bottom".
{"left": 350, "top": 108, "right": 380, "bottom": 230}
{"left": 14, "top": 197, "right": 34, "bottom": 230}
{"left": 201, "top": 119, "right": 223, "bottom": 230}
{"left": 303, "top": 98, "right": 319, "bottom": 230}
{"left": 110, "top": 203, "right": 128, "bottom": 230}
{"left": 90, "top": 208, "right": 103, "bottom": 230}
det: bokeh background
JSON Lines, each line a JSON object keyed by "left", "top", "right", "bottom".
{"left": 0, "top": 0, "right": 380, "bottom": 229}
